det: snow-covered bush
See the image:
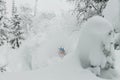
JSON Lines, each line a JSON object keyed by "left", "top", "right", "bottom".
{"left": 75, "top": 16, "right": 116, "bottom": 78}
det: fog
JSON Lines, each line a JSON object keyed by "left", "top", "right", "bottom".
{"left": 6, "top": 0, "right": 71, "bottom": 16}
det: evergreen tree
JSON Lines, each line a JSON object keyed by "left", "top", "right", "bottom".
{"left": 8, "top": 14, "right": 25, "bottom": 49}
{"left": 0, "top": 0, "right": 8, "bottom": 46}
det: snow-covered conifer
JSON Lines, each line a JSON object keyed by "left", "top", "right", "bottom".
{"left": 69, "top": 0, "right": 109, "bottom": 23}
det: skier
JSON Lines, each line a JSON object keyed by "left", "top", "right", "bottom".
{"left": 58, "top": 47, "right": 66, "bottom": 58}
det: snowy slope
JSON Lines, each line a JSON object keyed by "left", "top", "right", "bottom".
{"left": 0, "top": 16, "right": 119, "bottom": 80}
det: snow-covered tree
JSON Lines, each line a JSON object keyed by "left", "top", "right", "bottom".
{"left": 8, "top": 14, "right": 25, "bottom": 49}
{"left": 75, "top": 16, "right": 115, "bottom": 78}
{"left": 0, "top": 2, "right": 33, "bottom": 49}
{"left": 69, "top": 0, "right": 109, "bottom": 23}
{"left": 19, "top": 5, "right": 33, "bottom": 34}
{"left": 0, "top": 0, "right": 8, "bottom": 46}
{"left": 0, "top": 0, "right": 6, "bottom": 17}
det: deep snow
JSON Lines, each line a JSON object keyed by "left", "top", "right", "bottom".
{"left": 0, "top": 0, "right": 120, "bottom": 80}
{"left": 0, "top": 15, "right": 119, "bottom": 80}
